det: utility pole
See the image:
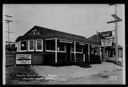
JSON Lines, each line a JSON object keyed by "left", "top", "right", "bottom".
{"left": 5, "top": 15, "right": 13, "bottom": 47}
{"left": 107, "top": 4, "right": 122, "bottom": 63}
{"left": 115, "top": 4, "right": 118, "bottom": 63}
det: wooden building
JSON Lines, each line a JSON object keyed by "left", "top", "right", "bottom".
{"left": 15, "top": 25, "right": 102, "bottom": 65}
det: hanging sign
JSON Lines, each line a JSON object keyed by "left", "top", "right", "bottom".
{"left": 101, "top": 38, "right": 112, "bottom": 47}
{"left": 16, "top": 54, "right": 31, "bottom": 64}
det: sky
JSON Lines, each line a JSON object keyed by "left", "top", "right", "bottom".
{"left": 3, "top": 4, "right": 125, "bottom": 46}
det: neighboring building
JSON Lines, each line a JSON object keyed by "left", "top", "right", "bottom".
{"left": 88, "top": 33, "right": 123, "bottom": 62}
{"left": 5, "top": 41, "right": 16, "bottom": 51}
{"left": 105, "top": 44, "right": 123, "bottom": 58}
{"left": 87, "top": 37, "right": 101, "bottom": 63}
{"left": 15, "top": 25, "right": 102, "bottom": 65}
{"left": 5, "top": 41, "right": 16, "bottom": 65}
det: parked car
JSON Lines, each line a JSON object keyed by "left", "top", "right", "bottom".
{"left": 117, "top": 57, "right": 123, "bottom": 66}
{"left": 106, "top": 57, "right": 123, "bottom": 66}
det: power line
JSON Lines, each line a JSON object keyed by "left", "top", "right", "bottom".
{"left": 5, "top": 15, "right": 13, "bottom": 47}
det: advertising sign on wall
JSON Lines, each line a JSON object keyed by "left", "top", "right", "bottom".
{"left": 99, "top": 31, "right": 112, "bottom": 37}
{"left": 16, "top": 54, "right": 31, "bottom": 64}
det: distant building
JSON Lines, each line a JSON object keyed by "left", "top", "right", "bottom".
{"left": 88, "top": 33, "right": 123, "bottom": 62}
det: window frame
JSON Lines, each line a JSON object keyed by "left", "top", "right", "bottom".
{"left": 28, "top": 39, "right": 34, "bottom": 51}
{"left": 45, "top": 38, "right": 56, "bottom": 52}
{"left": 15, "top": 42, "right": 19, "bottom": 52}
{"left": 35, "top": 39, "right": 43, "bottom": 51}
{"left": 57, "top": 41, "right": 66, "bottom": 52}
{"left": 19, "top": 40, "right": 27, "bottom": 52}
{"left": 76, "top": 44, "right": 84, "bottom": 54}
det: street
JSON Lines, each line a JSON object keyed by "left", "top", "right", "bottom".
{"left": 45, "top": 70, "right": 123, "bottom": 84}
{"left": 8, "top": 62, "right": 123, "bottom": 85}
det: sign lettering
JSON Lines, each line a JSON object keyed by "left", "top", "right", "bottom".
{"left": 16, "top": 54, "right": 31, "bottom": 64}
{"left": 99, "top": 31, "right": 112, "bottom": 37}
{"left": 101, "top": 38, "right": 112, "bottom": 47}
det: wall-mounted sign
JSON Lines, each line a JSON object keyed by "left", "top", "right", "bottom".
{"left": 16, "top": 54, "right": 31, "bottom": 64}
{"left": 101, "top": 38, "right": 112, "bottom": 47}
{"left": 99, "top": 31, "right": 112, "bottom": 37}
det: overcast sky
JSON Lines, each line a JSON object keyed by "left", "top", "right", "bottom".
{"left": 3, "top": 4, "right": 125, "bottom": 46}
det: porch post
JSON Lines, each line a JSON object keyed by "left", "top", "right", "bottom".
{"left": 83, "top": 44, "right": 85, "bottom": 62}
{"left": 83, "top": 54, "right": 85, "bottom": 62}
{"left": 17, "top": 42, "right": 19, "bottom": 52}
{"left": 88, "top": 44, "right": 90, "bottom": 62}
{"left": 74, "top": 42, "right": 76, "bottom": 62}
{"left": 99, "top": 46, "right": 102, "bottom": 62}
{"left": 55, "top": 38, "right": 57, "bottom": 63}
{"left": 103, "top": 47, "right": 106, "bottom": 62}
{"left": 19, "top": 41, "right": 21, "bottom": 52}
{"left": 107, "top": 50, "right": 108, "bottom": 59}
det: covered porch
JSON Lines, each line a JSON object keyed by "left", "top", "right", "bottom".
{"left": 44, "top": 38, "right": 87, "bottom": 65}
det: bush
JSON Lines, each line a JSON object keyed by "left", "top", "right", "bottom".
{"left": 6, "top": 66, "right": 39, "bottom": 81}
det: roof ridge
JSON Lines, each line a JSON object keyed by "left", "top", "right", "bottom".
{"left": 35, "top": 25, "right": 87, "bottom": 39}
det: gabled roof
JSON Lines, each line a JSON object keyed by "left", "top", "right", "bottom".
{"left": 16, "top": 25, "right": 89, "bottom": 44}
{"left": 88, "top": 34, "right": 101, "bottom": 45}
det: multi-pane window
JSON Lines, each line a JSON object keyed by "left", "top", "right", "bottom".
{"left": 36, "top": 39, "right": 43, "bottom": 51}
{"left": 32, "top": 29, "right": 40, "bottom": 36}
{"left": 76, "top": 44, "right": 83, "bottom": 52}
{"left": 35, "top": 31, "right": 40, "bottom": 35}
{"left": 46, "top": 39, "right": 55, "bottom": 51}
{"left": 57, "top": 42, "right": 66, "bottom": 51}
{"left": 28, "top": 40, "right": 34, "bottom": 51}
{"left": 20, "top": 41, "right": 27, "bottom": 51}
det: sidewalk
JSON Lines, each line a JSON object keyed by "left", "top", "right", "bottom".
{"left": 32, "top": 62, "right": 123, "bottom": 81}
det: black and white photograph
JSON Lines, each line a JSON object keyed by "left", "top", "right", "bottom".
{"left": 3, "top": 4, "right": 125, "bottom": 85}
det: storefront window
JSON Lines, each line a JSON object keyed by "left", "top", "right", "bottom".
{"left": 57, "top": 42, "right": 66, "bottom": 51}
{"left": 46, "top": 39, "right": 55, "bottom": 51}
{"left": 21, "top": 41, "right": 27, "bottom": 50}
{"left": 76, "top": 44, "right": 83, "bottom": 52}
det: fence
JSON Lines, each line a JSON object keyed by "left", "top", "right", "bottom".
{"left": 6, "top": 51, "right": 16, "bottom": 65}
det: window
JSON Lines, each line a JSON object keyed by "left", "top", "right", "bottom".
{"left": 35, "top": 31, "right": 40, "bottom": 35}
{"left": 91, "top": 47, "right": 100, "bottom": 56}
{"left": 57, "top": 42, "right": 66, "bottom": 51}
{"left": 20, "top": 41, "right": 27, "bottom": 51}
{"left": 36, "top": 39, "right": 43, "bottom": 51}
{"left": 32, "top": 29, "right": 40, "bottom": 36}
{"left": 71, "top": 45, "right": 74, "bottom": 52}
{"left": 76, "top": 44, "right": 83, "bottom": 52}
{"left": 28, "top": 40, "right": 34, "bottom": 51}
{"left": 46, "top": 39, "right": 55, "bottom": 51}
